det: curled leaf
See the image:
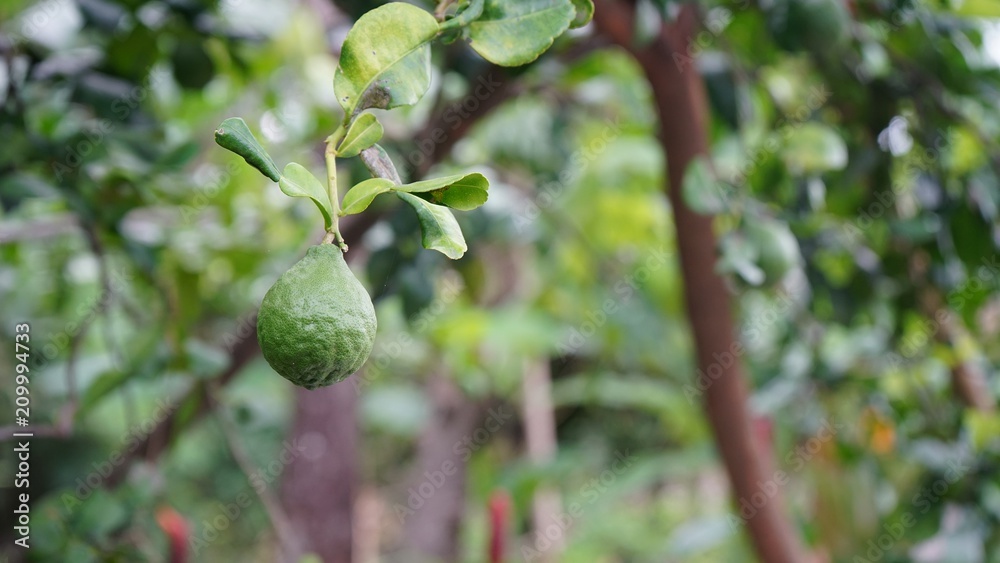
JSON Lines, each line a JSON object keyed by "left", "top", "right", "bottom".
{"left": 394, "top": 172, "right": 489, "bottom": 210}
{"left": 397, "top": 192, "right": 468, "bottom": 259}
{"left": 569, "top": 0, "right": 594, "bottom": 28}
{"left": 214, "top": 117, "right": 281, "bottom": 182}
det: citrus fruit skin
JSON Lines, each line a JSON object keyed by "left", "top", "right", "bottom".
{"left": 257, "top": 244, "right": 377, "bottom": 389}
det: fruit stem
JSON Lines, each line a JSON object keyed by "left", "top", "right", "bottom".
{"left": 324, "top": 143, "right": 348, "bottom": 251}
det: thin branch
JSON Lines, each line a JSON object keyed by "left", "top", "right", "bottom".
{"left": 521, "top": 358, "right": 562, "bottom": 560}
{"left": 209, "top": 384, "right": 304, "bottom": 560}
{"left": 917, "top": 285, "right": 996, "bottom": 412}
{"left": 0, "top": 214, "right": 82, "bottom": 243}
{"left": 434, "top": 0, "right": 457, "bottom": 20}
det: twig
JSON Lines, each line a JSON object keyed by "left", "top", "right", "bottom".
{"left": 521, "top": 358, "right": 562, "bottom": 560}
{"left": 0, "top": 214, "right": 82, "bottom": 243}
{"left": 434, "top": 0, "right": 457, "bottom": 20}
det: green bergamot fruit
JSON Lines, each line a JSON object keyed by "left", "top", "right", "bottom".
{"left": 257, "top": 244, "right": 377, "bottom": 389}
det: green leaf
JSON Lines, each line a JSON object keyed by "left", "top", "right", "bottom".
{"left": 214, "top": 117, "right": 281, "bottom": 182}
{"left": 718, "top": 234, "right": 765, "bottom": 286}
{"left": 397, "top": 192, "right": 468, "bottom": 259}
{"left": 681, "top": 157, "right": 729, "bottom": 214}
{"left": 278, "top": 163, "right": 335, "bottom": 230}
{"left": 945, "top": 0, "right": 1000, "bottom": 17}
{"left": 341, "top": 177, "right": 394, "bottom": 215}
{"left": 569, "top": 0, "right": 594, "bottom": 28}
{"left": 333, "top": 3, "right": 439, "bottom": 117}
{"left": 77, "top": 369, "right": 132, "bottom": 419}
{"left": 781, "top": 122, "right": 848, "bottom": 174}
{"left": 337, "top": 112, "right": 384, "bottom": 158}
{"left": 394, "top": 172, "right": 489, "bottom": 210}
{"left": 965, "top": 410, "right": 1000, "bottom": 452}
{"left": 467, "top": 0, "right": 575, "bottom": 66}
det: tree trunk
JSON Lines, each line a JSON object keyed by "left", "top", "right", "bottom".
{"left": 280, "top": 383, "right": 360, "bottom": 563}
{"left": 521, "top": 358, "right": 562, "bottom": 560}
{"left": 399, "top": 372, "right": 482, "bottom": 562}
{"left": 593, "top": 3, "right": 809, "bottom": 562}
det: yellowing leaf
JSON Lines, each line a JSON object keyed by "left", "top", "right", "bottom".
{"left": 334, "top": 3, "right": 439, "bottom": 117}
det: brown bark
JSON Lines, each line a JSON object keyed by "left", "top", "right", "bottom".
{"left": 593, "top": 2, "right": 808, "bottom": 562}
{"left": 949, "top": 359, "right": 995, "bottom": 411}
{"left": 280, "top": 383, "right": 360, "bottom": 562}
{"left": 918, "top": 288, "right": 996, "bottom": 412}
{"left": 521, "top": 359, "right": 562, "bottom": 560}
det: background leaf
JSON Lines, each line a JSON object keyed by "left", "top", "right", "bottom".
{"left": 681, "top": 157, "right": 729, "bottom": 214}
{"left": 781, "top": 122, "right": 848, "bottom": 174}
{"left": 279, "top": 163, "right": 335, "bottom": 229}
{"left": 467, "top": 0, "right": 575, "bottom": 66}
{"left": 214, "top": 117, "right": 282, "bottom": 181}
{"left": 333, "top": 3, "right": 439, "bottom": 116}
{"left": 341, "top": 177, "right": 394, "bottom": 215}
{"left": 397, "top": 192, "right": 468, "bottom": 259}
